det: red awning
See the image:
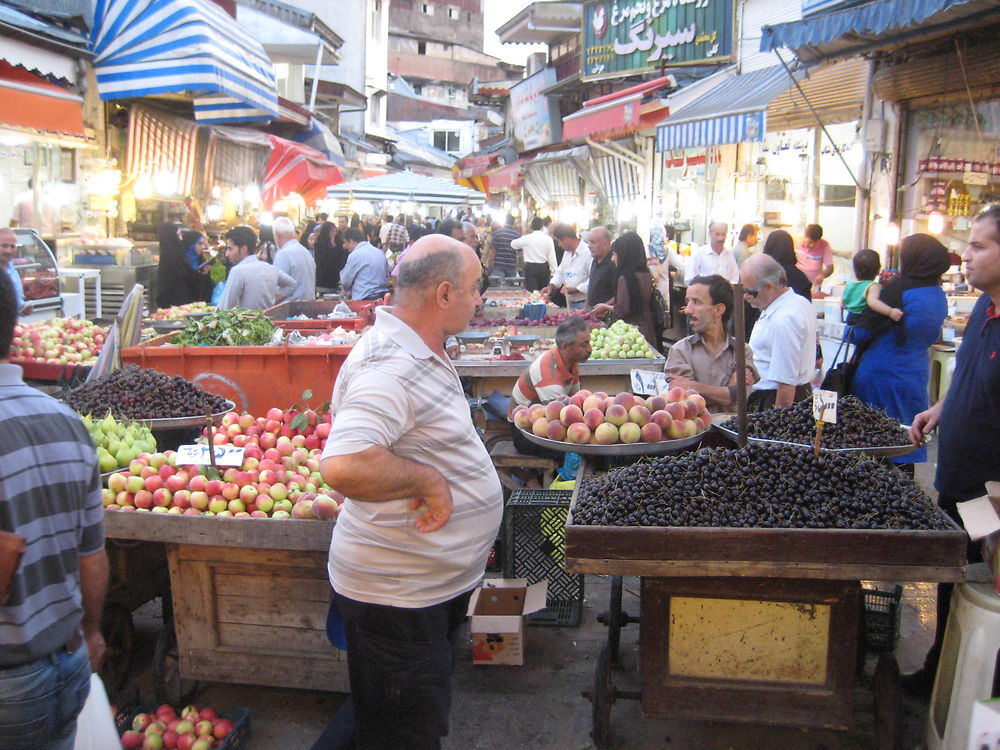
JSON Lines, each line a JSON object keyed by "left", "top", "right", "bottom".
{"left": 486, "top": 159, "right": 524, "bottom": 191}
{"left": 562, "top": 75, "right": 675, "bottom": 142}
{"left": 0, "top": 60, "right": 85, "bottom": 138}
{"left": 263, "top": 135, "right": 343, "bottom": 208}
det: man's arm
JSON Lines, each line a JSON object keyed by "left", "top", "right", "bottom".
{"left": 78, "top": 548, "right": 108, "bottom": 672}
{"left": 911, "top": 398, "right": 944, "bottom": 445}
{"left": 339, "top": 255, "right": 357, "bottom": 295}
{"left": 321, "top": 445, "right": 452, "bottom": 533}
{"left": 276, "top": 269, "right": 297, "bottom": 299}
{"left": 217, "top": 268, "right": 239, "bottom": 310}
{"left": 683, "top": 253, "right": 699, "bottom": 286}
{"left": 774, "top": 382, "right": 797, "bottom": 408}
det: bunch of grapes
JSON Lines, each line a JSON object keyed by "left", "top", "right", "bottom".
{"left": 64, "top": 365, "right": 229, "bottom": 420}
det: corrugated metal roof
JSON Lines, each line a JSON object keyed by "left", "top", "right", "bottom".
{"left": 760, "top": 0, "right": 1000, "bottom": 63}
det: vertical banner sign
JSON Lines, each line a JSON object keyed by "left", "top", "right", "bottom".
{"left": 582, "top": 0, "right": 734, "bottom": 81}
{"left": 509, "top": 68, "right": 561, "bottom": 152}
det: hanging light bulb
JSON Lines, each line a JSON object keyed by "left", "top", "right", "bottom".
{"left": 885, "top": 223, "right": 900, "bottom": 246}
{"left": 133, "top": 175, "right": 153, "bottom": 200}
{"left": 927, "top": 212, "right": 945, "bottom": 235}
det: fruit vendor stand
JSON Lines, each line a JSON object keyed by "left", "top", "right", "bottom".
{"left": 563, "top": 440, "right": 968, "bottom": 749}
{"left": 102, "top": 512, "right": 347, "bottom": 702}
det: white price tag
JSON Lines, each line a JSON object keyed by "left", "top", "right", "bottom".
{"left": 813, "top": 389, "right": 838, "bottom": 424}
{"left": 175, "top": 444, "right": 246, "bottom": 467}
{"left": 630, "top": 369, "right": 668, "bottom": 396}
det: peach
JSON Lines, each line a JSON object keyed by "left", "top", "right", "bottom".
{"left": 560, "top": 404, "right": 584, "bottom": 425}
{"left": 613, "top": 392, "right": 636, "bottom": 410}
{"left": 683, "top": 419, "right": 700, "bottom": 437}
{"left": 651, "top": 410, "right": 673, "bottom": 431}
{"left": 682, "top": 398, "right": 699, "bottom": 420}
{"left": 605, "top": 404, "right": 628, "bottom": 426}
{"left": 667, "top": 420, "right": 688, "bottom": 439}
{"left": 544, "top": 400, "right": 564, "bottom": 421}
{"left": 665, "top": 402, "right": 686, "bottom": 421}
{"left": 512, "top": 406, "right": 532, "bottom": 430}
{"left": 647, "top": 395, "right": 667, "bottom": 413}
{"left": 618, "top": 422, "right": 641, "bottom": 443}
{"left": 699, "top": 411, "right": 713, "bottom": 427}
{"left": 640, "top": 422, "right": 663, "bottom": 443}
{"left": 527, "top": 404, "right": 546, "bottom": 422}
{"left": 583, "top": 408, "right": 605, "bottom": 430}
{"left": 688, "top": 393, "right": 707, "bottom": 413}
{"left": 546, "top": 421, "right": 567, "bottom": 441}
{"left": 628, "top": 405, "right": 651, "bottom": 426}
{"left": 594, "top": 422, "right": 619, "bottom": 445}
{"left": 566, "top": 423, "right": 592, "bottom": 444}
{"left": 570, "top": 389, "right": 591, "bottom": 409}
{"left": 532, "top": 418, "right": 550, "bottom": 437}
{"left": 667, "top": 386, "right": 686, "bottom": 403}
{"left": 592, "top": 391, "right": 609, "bottom": 401}
{"left": 581, "top": 395, "right": 604, "bottom": 413}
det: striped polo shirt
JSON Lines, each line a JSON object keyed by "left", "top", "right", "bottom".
{"left": 322, "top": 307, "right": 503, "bottom": 608}
{"left": 0, "top": 363, "right": 103, "bottom": 666}
{"left": 508, "top": 347, "right": 580, "bottom": 417}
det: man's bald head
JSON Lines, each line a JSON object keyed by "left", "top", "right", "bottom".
{"left": 587, "top": 226, "right": 612, "bottom": 261}
{"left": 396, "top": 234, "right": 476, "bottom": 304}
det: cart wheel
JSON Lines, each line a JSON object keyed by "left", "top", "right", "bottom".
{"left": 873, "top": 653, "right": 901, "bottom": 750}
{"left": 590, "top": 643, "right": 616, "bottom": 749}
{"left": 99, "top": 603, "right": 135, "bottom": 692}
{"left": 153, "top": 620, "right": 199, "bottom": 705}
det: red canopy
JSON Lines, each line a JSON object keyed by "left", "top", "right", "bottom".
{"left": 263, "top": 135, "right": 342, "bottom": 208}
{"left": 0, "top": 60, "right": 85, "bottom": 138}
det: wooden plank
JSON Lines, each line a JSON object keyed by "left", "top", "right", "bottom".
{"left": 104, "top": 511, "right": 335, "bottom": 551}
{"left": 183, "top": 648, "right": 349, "bottom": 692}
{"left": 563, "top": 558, "right": 966, "bottom": 582}
{"left": 176, "top": 545, "right": 329, "bottom": 569}
{"left": 216, "top": 594, "right": 328, "bottom": 630}
{"left": 216, "top": 621, "right": 332, "bottom": 652}
{"left": 168, "top": 544, "right": 219, "bottom": 675}
{"left": 213, "top": 571, "right": 331, "bottom": 602}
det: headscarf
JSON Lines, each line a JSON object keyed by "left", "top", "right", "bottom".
{"left": 179, "top": 229, "right": 205, "bottom": 271}
{"left": 611, "top": 231, "right": 650, "bottom": 319}
{"left": 761, "top": 230, "right": 796, "bottom": 267}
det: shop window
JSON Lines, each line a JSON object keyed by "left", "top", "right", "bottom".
{"left": 413, "top": 83, "right": 423, "bottom": 95}
{"left": 433, "top": 131, "right": 460, "bottom": 152}
{"left": 417, "top": 41, "right": 426, "bottom": 55}
{"left": 448, "top": 6, "right": 459, "bottom": 19}
{"left": 820, "top": 184, "right": 856, "bottom": 208}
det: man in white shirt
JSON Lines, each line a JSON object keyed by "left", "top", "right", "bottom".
{"left": 741, "top": 254, "right": 817, "bottom": 410}
{"left": 685, "top": 222, "right": 738, "bottom": 285}
{"left": 320, "top": 234, "right": 502, "bottom": 748}
{"left": 511, "top": 216, "right": 557, "bottom": 292}
{"left": 271, "top": 216, "right": 316, "bottom": 302}
{"left": 542, "top": 223, "right": 591, "bottom": 309}
{"left": 218, "top": 225, "right": 296, "bottom": 310}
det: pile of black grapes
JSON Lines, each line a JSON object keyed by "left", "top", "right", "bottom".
{"left": 571, "top": 443, "right": 951, "bottom": 530}
{"left": 64, "top": 365, "right": 230, "bottom": 420}
{"left": 719, "top": 396, "right": 909, "bottom": 448}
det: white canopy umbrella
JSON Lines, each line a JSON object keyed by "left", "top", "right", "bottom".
{"left": 327, "top": 170, "right": 485, "bottom": 206}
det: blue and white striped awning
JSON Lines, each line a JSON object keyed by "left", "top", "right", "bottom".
{"left": 656, "top": 65, "right": 807, "bottom": 152}
{"left": 327, "top": 171, "right": 485, "bottom": 206}
{"left": 90, "top": 0, "right": 278, "bottom": 123}
{"left": 592, "top": 154, "right": 641, "bottom": 202}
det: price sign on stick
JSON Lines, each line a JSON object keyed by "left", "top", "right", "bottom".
{"left": 175, "top": 444, "right": 246, "bottom": 467}
{"left": 813, "top": 389, "right": 838, "bottom": 424}
{"left": 631, "top": 369, "right": 668, "bottom": 396}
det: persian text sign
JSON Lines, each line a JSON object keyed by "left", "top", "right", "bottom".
{"left": 582, "top": 0, "right": 733, "bottom": 81}
{"left": 509, "top": 68, "right": 561, "bottom": 152}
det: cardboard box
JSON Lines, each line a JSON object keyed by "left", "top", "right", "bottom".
{"left": 467, "top": 578, "right": 547, "bottom": 666}
{"left": 967, "top": 698, "right": 1000, "bottom": 750}
{"left": 957, "top": 483, "right": 1000, "bottom": 595}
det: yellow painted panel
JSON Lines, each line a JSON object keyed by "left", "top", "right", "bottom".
{"left": 668, "top": 596, "right": 830, "bottom": 684}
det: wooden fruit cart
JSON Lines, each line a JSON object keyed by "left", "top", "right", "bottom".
{"left": 103, "top": 512, "right": 346, "bottom": 703}
{"left": 565, "top": 459, "right": 968, "bottom": 749}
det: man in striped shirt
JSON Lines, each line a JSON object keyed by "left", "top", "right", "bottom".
{"left": 320, "top": 234, "right": 503, "bottom": 749}
{"left": 485, "top": 216, "right": 519, "bottom": 280}
{"left": 0, "top": 274, "right": 107, "bottom": 750}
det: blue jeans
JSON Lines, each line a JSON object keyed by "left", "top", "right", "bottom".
{"left": 0, "top": 640, "right": 90, "bottom": 750}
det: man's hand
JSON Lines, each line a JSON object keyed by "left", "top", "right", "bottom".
{"left": 910, "top": 401, "right": 943, "bottom": 445}
{"left": 408, "top": 476, "right": 454, "bottom": 532}
{"left": 667, "top": 374, "right": 697, "bottom": 392}
{"left": 83, "top": 626, "right": 106, "bottom": 673}
{"left": 590, "top": 303, "right": 613, "bottom": 317}
{"left": 540, "top": 285, "right": 552, "bottom": 301}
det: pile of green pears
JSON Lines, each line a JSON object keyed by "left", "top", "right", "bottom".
{"left": 82, "top": 413, "right": 158, "bottom": 473}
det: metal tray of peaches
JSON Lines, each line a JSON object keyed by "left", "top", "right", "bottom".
{"left": 516, "top": 426, "right": 707, "bottom": 456}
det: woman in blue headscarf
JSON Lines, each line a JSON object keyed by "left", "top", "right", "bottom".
{"left": 155, "top": 228, "right": 212, "bottom": 309}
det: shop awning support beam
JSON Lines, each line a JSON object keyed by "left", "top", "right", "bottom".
{"left": 775, "top": 50, "right": 868, "bottom": 198}
{"left": 309, "top": 42, "right": 323, "bottom": 113}
{"left": 585, "top": 138, "right": 645, "bottom": 171}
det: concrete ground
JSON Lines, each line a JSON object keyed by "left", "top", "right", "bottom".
{"left": 120, "top": 454, "right": 944, "bottom": 750}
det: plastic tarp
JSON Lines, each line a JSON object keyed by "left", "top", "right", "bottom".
{"left": 263, "top": 135, "right": 342, "bottom": 208}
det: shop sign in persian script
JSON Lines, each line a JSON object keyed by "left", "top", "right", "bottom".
{"left": 582, "top": 0, "right": 734, "bottom": 81}
{"left": 509, "top": 68, "right": 561, "bottom": 151}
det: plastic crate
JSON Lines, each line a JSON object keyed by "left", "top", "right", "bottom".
{"left": 862, "top": 583, "right": 903, "bottom": 653}
{"left": 120, "top": 706, "right": 251, "bottom": 750}
{"left": 503, "top": 489, "right": 584, "bottom": 627}
{"left": 263, "top": 300, "right": 368, "bottom": 331}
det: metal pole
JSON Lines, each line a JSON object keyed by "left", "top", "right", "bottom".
{"left": 732, "top": 282, "right": 748, "bottom": 447}
{"left": 309, "top": 42, "right": 323, "bottom": 113}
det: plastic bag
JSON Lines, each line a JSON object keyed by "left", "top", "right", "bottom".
{"left": 72, "top": 674, "right": 119, "bottom": 750}
{"left": 210, "top": 281, "right": 226, "bottom": 307}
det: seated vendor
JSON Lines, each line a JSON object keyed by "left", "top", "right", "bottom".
{"left": 665, "top": 275, "right": 758, "bottom": 412}
{"left": 507, "top": 316, "right": 592, "bottom": 483}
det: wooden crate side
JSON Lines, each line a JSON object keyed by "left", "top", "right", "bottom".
{"left": 183, "top": 649, "right": 348, "bottom": 692}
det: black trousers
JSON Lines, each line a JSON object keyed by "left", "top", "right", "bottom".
{"left": 523, "top": 262, "right": 551, "bottom": 292}
{"left": 746, "top": 384, "right": 812, "bottom": 411}
{"left": 330, "top": 590, "right": 473, "bottom": 750}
